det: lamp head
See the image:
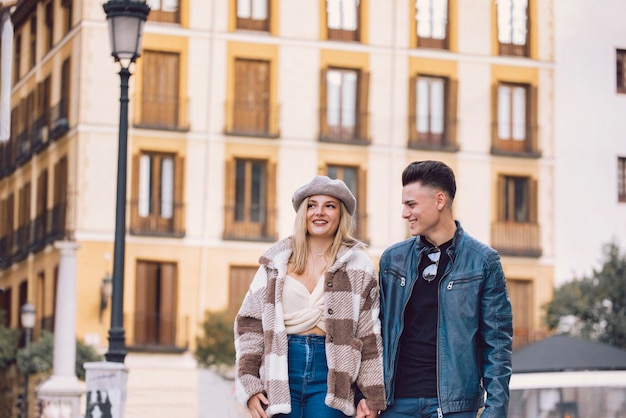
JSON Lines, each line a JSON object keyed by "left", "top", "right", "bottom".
{"left": 103, "top": 0, "right": 151, "bottom": 67}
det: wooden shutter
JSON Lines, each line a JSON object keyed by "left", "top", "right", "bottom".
{"left": 174, "top": 155, "right": 185, "bottom": 236}
{"left": 358, "top": 71, "right": 370, "bottom": 141}
{"left": 319, "top": 68, "right": 328, "bottom": 139}
{"left": 160, "top": 263, "right": 177, "bottom": 346}
{"left": 142, "top": 52, "right": 180, "bottom": 128}
{"left": 229, "top": 266, "right": 257, "bottom": 314}
{"left": 130, "top": 154, "right": 141, "bottom": 233}
{"left": 491, "top": 83, "right": 498, "bottom": 152}
{"left": 447, "top": 79, "right": 458, "bottom": 148}
{"left": 134, "top": 261, "right": 149, "bottom": 344}
{"left": 408, "top": 75, "right": 418, "bottom": 145}
{"left": 266, "top": 160, "right": 276, "bottom": 240}
{"left": 224, "top": 158, "right": 235, "bottom": 237}
{"left": 529, "top": 85, "right": 538, "bottom": 154}
{"left": 60, "top": 58, "right": 70, "bottom": 118}
{"left": 529, "top": 178, "right": 538, "bottom": 223}
{"left": 357, "top": 168, "right": 368, "bottom": 241}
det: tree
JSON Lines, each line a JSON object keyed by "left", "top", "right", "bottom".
{"left": 544, "top": 241, "right": 626, "bottom": 348}
{"left": 194, "top": 310, "right": 236, "bottom": 376}
{"left": 0, "top": 311, "right": 20, "bottom": 369}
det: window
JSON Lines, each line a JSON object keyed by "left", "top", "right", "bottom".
{"left": 224, "top": 158, "right": 276, "bottom": 240}
{"left": 48, "top": 156, "right": 67, "bottom": 241}
{"left": 130, "top": 151, "right": 185, "bottom": 237}
{"left": 617, "top": 50, "right": 626, "bottom": 94}
{"left": 491, "top": 174, "right": 540, "bottom": 257}
{"left": 326, "top": 0, "right": 360, "bottom": 41}
{"left": 229, "top": 266, "right": 256, "bottom": 313}
{"left": 45, "top": 1, "right": 54, "bottom": 53}
{"left": 33, "top": 169, "right": 48, "bottom": 252}
{"left": 29, "top": 16, "right": 37, "bottom": 68}
{"left": 409, "top": 75, "right": 457, "bottom": 149}
{"left": 14, "top": 34, "right": 21, "bottom": 83}
{"left": 320, "top": 67, "right": 369, "bottom": 143}
{"left": 229, "top": 59, "right": 273, "bottom": 136}
{"left": 139, "top": 51, "right": 182, "bottom": 130}
{"left": 494, "top": 82, "right": 537, "bottom": 154}
{"left": 134, "top": 260, "right": 178, "bottom": 347}
{"left": 236, "top": 0, "right": 269, "bottom": 31}
{"left": 327, "top": 165, "right": 368, "bottom": 242}
{"left": 0, "top": 287, "right": 12, "bottom": 327}
{"left": 62, "top": 0, "right": 73, "bottom": 34}
{"left": 34, "top": 76, "right": 51, "bottom": 151}
{"left": 51, "top": 57, "right": 70, "bottom": 140}
{"left": 496, "top": 0, "right": 529, "bottom": 56}
{"left": 0, "top": 194, "right": 15, "bottom": 267}
{"left": 147, "top": 0, "right": 180, "bottom": 24}
{"left": 36, "top": 271, "right": 45, "bottom": 331}
{"left": 16, "top": 182, "right": 32, "bottom": 261}
{"left": 508, "top": 279, "right": 532, "bottom": 349}
{"left": 415, "top": 0, "right": 448, "bottom": 49}
{"left": 619, "top": 157, "right": 626, "bottom": 202}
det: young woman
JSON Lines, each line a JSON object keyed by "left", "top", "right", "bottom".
{"left": 235, "top": 175, "right": 386, "bottom": 418}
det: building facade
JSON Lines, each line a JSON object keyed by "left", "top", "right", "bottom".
{"left": 0, "top": 0, "right": 553, "bottom": 374}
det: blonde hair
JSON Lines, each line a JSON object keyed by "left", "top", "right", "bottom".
{"left": 290, "top": 196, "right": 358, "bottom": 274}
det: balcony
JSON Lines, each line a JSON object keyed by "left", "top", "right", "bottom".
{"left": 49, "top": 99, "right": 69, "bottom": 141}
{"left": 319, "top": 108, "right": 370, "bottom": 145}
{"left": 45, "top": 202, "right": 67, "bottom": 243}
{"left": 0, "top": 139, "right": 17, "bottom": 178}
{"left": 134, "top": 93, "right": 189, "bottom": 131}
{"left": 30, "top": 212, "right": 47, "bottom": 253}
{"left": 491, "top": 221, "right": 542, "bottom": 257}
{"left": 0, "top": 235, "right": 11, "bottom": 269}
{"left": 491, "top": 122, "right": 540, "bottom": 158}
{"left": 12, "top": 221, "right": 32, "bottom": 263}
{"left": 129, "top": 200, "right": 185, "bottom": 238}
{"left": 408, "top": 113, "right": 459, "bottom": 152}
{"left": 15, "top": 129, "right": 31, "bottom": 167}
{"left": 128, "top": 312, "right": 189, "bottom": 353}
{"left": 224, "top": 101, "right": 280, "bottom": 138}
{"left": 32, "top": 113, "right": 50, "bottom": 154}
{"left": 223, "top": 205, "right": 277, "bottom": 242}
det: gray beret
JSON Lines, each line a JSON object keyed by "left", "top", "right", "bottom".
{"left": 292, "top": 176, "right": 356, "bottom": 216}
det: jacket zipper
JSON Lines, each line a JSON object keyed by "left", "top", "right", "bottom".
{"left": 436, "top": 250, "right": 454, "bottom": 418}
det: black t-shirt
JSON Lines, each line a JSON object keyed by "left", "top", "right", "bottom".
{"left": 394, "top": 236, "right": 452, "bottom": 399}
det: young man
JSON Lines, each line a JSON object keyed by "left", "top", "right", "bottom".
{"left": 357, "top": 160, "right": 513, "bottom": 418}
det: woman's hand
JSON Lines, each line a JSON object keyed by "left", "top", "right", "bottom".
{"left": 247, "top": 392, "right": 269, "bottom": 418}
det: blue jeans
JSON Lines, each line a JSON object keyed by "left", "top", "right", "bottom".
{"left": 274, "top": 334, "right": 345, "bottom": 418}
{"left": 381, "top": 397, "right": 477, "bottom": 418}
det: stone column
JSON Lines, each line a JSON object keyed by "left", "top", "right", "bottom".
{"left": 37, "top": 241, "right": 84, "bottom": 418}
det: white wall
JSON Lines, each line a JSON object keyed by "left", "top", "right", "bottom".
{"left": 554, "top": 0, "right": 626, "bottom": 284}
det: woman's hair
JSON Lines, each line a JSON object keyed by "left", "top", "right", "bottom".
{"left": 290, "top": 196, "right": 357, "bottom": 274}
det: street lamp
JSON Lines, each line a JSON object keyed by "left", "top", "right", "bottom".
{"left": 103, "top": 0, "right": 150, "bottom": 363}
{"left": 20, "top": 302, "right": 36, "bottom": 418}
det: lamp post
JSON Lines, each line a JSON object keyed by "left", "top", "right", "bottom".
{"left": 20, "top": 302, "right": 36, "bottom": 418}
{"left": 102, "top": 0, "right": 150, "bottom": 364}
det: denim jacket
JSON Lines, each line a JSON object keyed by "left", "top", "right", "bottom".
{"left": 378, "top": 221, "right": 513, "bottom": 417}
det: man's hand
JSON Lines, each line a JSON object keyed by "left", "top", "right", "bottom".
{"left": 355, "top": 398, "right": 375, "bottom": 418}
{"left": 247, "top": 392, "right": 269, "bottom": 418}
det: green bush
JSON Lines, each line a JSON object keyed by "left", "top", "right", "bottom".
{"left": 0, "top": 311, "right": 20, "bottom": 369}
{"left": 194, "top": 310, "right": 236, "bottom": 374}
{"left": 16, "top": 330, "right": 104, "bottom": 380}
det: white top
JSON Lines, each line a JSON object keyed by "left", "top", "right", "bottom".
{"left": 283, "top": 275, "right": 326, "bottom": 334}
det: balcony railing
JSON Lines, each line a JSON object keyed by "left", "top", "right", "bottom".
{"left": 15, "top": 129, "right": 31, "bottom": 166}
{"left": 12, "top": 221, "right": 32, "bottom": 263}
{"left": 134, "top": 93, "right": 189, "bottom": 131}
{"left": 45, "top": 201, "right": 67, "bottom": 243}
{"left": 40, "top": 315, "right": 55, "bottom": 333}
{"left": 129, "top": 200, "right": 185, "bottom": 238}
{"left": 491, "top": 121, "right": 540, "bottom": 157}
{"left": 32, "top": 113, "right": 50, "bottom": 154}
{"left": 127, "top": 312, "right": 189, "bottom": 352}
{"left": 49, "top": 99, "right": 69, "bottom": 141}
{"left": 30, "top": 212, "right": 47, "bottom": 253}
{"left": 513, "top": 328, "right": 550, "bottom": 350}
{"left": 223, "top": 205, "right": 277, "bottom": 242}
{"left": 224, "top": 101, "right": 280, "bottom": 138}
{"left": 319, "top": 108, "right": 370, "bottom": 144}
{"left": 0, "top": 236, "right": 11, "bottom": 269}
{"left": 491, "top": 221, "right": 542, "bottom": 257}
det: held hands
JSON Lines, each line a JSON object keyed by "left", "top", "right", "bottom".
{"left": 247, "top": 392, "right": 269, "bottom": 418}
{"left": 355, "top": 398, "right": 378, "bottom": 418}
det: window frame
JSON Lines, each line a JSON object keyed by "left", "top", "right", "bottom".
{"left": 319, "top": 67, "right": 370, "bottom": 144}
{"left": 236, "top": 0, "right": 270, "bottom": 31}
{"left": 326, "top": 0, "right": 361, "bottom": 42}
{"left": 326, "top": 164, "right": 368, "bottom": 242}
{"left": 617, "top": 50, "right": 626, "bottom": 94}
{"left": 147, "top": 0, "right": 181, "bottom": 24}
{"left": 496, "top": 0, "right": 530, "bottom": 57}
{"left": 224, "top": 157, "right": 277, "bottom": 241}
{"left": 130, "top": 150, "right": 185, "bottom": 237}
{"left": 492, "top": 81, "right": 538, "bottom": 156}
{"left": 415, "top": 0, "right": 449, "bottom": 49}
{"left": 618, "top": 157, "right": 626, "bottom": 203}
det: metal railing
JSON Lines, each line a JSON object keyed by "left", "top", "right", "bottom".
{"left": 224, "top": 101, "right": 280, "bottom": 138}
{"left": 491, "top": 221, "right": 542, "bottom": 257}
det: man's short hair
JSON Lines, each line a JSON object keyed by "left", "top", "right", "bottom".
{"left": 401, "top": 160, "right": 457, "bottom": 201}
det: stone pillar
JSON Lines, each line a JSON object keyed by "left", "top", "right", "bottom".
{"left": 37, "top": 241, "right": 84, "bottom": 418}
{"left": 84, "top": 362, "right": 128, "bottom": 418}
{"left": 1, "top": 6, "right": 14, "bottom": 142}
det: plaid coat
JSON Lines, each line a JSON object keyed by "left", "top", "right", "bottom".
{"left": 234, "top": 237, "right": 386, "bottom": 417}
